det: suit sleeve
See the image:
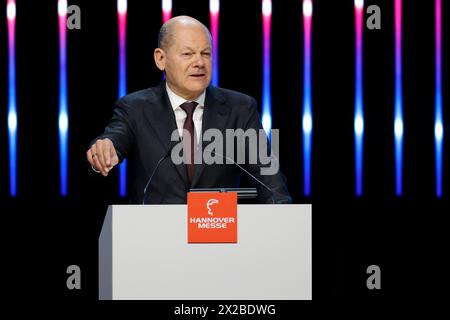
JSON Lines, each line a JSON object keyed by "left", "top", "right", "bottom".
{"left": 89, "top": 99, "right": 135, "bottom": 163}
{"left": 242, "top": 98, "right": 292, "bottom": 204}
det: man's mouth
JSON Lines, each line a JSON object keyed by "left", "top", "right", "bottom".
{"left": 189, "top": 74, "right": 205, "bottom": 78}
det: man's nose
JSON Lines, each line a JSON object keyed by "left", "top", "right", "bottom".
{"left": 192, "top": 53, "right": 206, "bottom": 68}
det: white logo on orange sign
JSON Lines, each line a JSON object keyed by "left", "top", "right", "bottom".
{"left": 206, "top": 198, "right": 219, "bottom": 216}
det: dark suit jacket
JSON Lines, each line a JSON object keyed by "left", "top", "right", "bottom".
{"left": 92, "top": 82, "right": 292, "bottom": 204}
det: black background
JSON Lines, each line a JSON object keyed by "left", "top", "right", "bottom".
{"left": 0, "top": 0, "right": 448, "bottom": 311}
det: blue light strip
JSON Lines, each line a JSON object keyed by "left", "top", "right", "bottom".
{"left": 354, "top": 0, "right": 364, "bottom": 196}
{"left": 7, "top": 0, "right": 17, "bottom": 197}
{"left": 58, "top": 0, "right": 68, "bottom": 196}
{"left": 118, "top": 0, "right": 127, "bottom": 197}
{"left": 435, "top": 0, "right": 443, "bottom": 198}
{"left": 262, "top": 0, "right": 272, "bottom": 140}
{"left": 394, "top": 0, "right": 403, "bottom": 196}
{"left": 303, "top": 0, "right": 313, "bottom": 196}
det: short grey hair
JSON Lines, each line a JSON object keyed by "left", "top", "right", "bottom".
{"left": 158, "top": 23, "right": 172, "bottom": 50}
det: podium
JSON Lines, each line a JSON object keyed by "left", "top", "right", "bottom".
{"left": 99, "top": 204, "right": 311, "bottom": 300}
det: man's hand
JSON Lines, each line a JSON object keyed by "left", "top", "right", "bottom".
{"left": 86, "top": 138, "right": 119, "bottom": 176}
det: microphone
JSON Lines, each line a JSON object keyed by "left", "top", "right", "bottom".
{"left": 203, "top": 148, "right": 276, "bottom": 204}
{"left": 142, "top": 144, "right": 175, "bottom": 204}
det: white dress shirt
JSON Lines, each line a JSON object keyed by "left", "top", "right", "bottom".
{"left": 166, "top": 83, "right": 205, "bottom": 144}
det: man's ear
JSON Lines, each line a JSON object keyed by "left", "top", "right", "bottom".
{"left": 154, "top": 48, "right": 165, "bottom": 71}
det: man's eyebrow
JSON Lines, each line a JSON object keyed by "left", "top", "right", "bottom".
{"left": 181, "top": 46, "right": 212, "bottom": 52}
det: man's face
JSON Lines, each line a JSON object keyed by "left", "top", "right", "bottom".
{"left": 157, "top": 25, "right": 212, "bottom": 100}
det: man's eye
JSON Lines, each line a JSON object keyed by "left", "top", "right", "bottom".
{"left": 202, "top": 52, "right": 211, "bottom": 56}
{"left": 182, "top": 53, "right": 193, "bottom": 56}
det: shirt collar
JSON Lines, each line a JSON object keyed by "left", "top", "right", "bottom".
{"left": 166, "top": 83, "right": 205, "bottom": 112}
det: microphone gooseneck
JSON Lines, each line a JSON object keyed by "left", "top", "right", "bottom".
{"left": 203, "top": 148, "right": 276, "bottom": 204}
{"left": 142, "top": 145, "right": 175, "bottom": 204}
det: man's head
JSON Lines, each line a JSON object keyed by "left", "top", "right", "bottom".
{"left": 154, "top": 16, "right": 212, "bottom": 100}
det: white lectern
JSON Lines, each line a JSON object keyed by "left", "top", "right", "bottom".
{"left": 99, "top": 204, "right": 311, "bottom": 300}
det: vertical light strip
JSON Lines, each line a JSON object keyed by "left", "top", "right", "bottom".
{"left": 262, "top": 0, "right": 272, "bottom": 139}
{"left": 394, "top": 0, "right": 403, "bottom": 196}
{"left": 303, "top": 0, "right": 313, "bottom": 196}
{"left": 161, "top": 0, "right": 172, "bottom": 81}
{"left": 118, "top": 0, "right": 127, "bottom": 197}
{"left": 435, "top": 0, "right": 443, "bottom": 197}
{"left": 7, "top": 0, "right": 17, "bottom": 197}
{"left": 58, "top": 0, "right": 68, "bottom": 196}
{"left": 354, "top": 0, "right": 364, "bottom": 197}
{"left": 209, "top": 0, "right": 219, "bottom": 86}
{"left": 162, "top": 0, "right": 172, "bottom": 23}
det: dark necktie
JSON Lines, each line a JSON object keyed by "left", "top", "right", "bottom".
{"left": 180, "top": 101, "right": 199, "bottom": 184}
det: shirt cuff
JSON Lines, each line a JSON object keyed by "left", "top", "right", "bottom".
{"left": 91, "top": 165, "right": 101, "bottom": 173}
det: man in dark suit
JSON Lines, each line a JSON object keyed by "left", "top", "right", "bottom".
{"left": 87, "top": 16, "right": 291, "bottom": 204}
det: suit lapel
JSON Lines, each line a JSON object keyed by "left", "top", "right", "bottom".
{"left": 191, "top": 86, "right": 228, "bottom": 188}
{"left": 144, "top": 82, "right": 189, "bottom": 189}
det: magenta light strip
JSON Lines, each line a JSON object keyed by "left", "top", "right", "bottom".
{"left": 394, "top": 0, "right": 404, "bottom": 196}
{"left": 302, "top": 0, "right": 313, "bottom": 196}
{"left": 58, "top": 0, "right": 69, "bottom": 196}
{"left": 210, "top": 0, "right": 220, "bottom": 86}
{"left": 7, "top": 0, "right": 17, "bottom": 197}
{"left": 262, "top": 0, "right": 272, "bottom": 139}
{"left": 354, "top": 0, "right": 364, "bottom": 197}
{"left": 435, "top": 0, "right": 443, "bottom": 197}
{"left": 162, "top": 0, "right": 172, "bottom": 23}
{"left": 118, "top": 0, "right": 127, "bottom": 197}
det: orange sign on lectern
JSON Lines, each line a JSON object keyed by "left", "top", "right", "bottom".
{"left": 187, "top": 192, "right": 237, "bottom": 243}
